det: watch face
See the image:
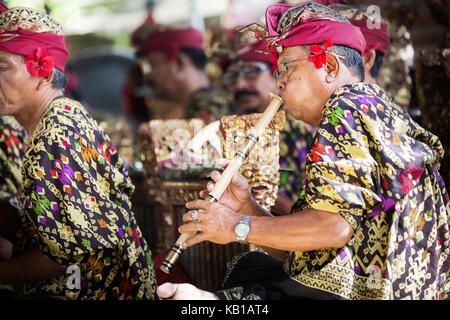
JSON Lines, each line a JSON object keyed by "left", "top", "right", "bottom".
{"left": 236, "top": 223, "right": 250, "bottom": 237}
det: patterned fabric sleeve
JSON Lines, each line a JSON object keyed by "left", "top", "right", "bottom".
{"left": 185, "top": 87, "right": 237, "bottom": 123}
{"left": 20, "top": 104, "right": 133, "bottom": 266}
{"left": 0, "top": 116, "right": 27, "bottom": 201}
{"left": 300, "top": 96, "right": 381, "bottom": 230}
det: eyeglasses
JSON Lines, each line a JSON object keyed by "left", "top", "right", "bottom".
{"left": 273, "top": 53, "right": 345, "bottom": 79}
{"left": 273, "top": 56, "right": 310, "bottom": 79}
{"left": 221, "top": 64, "right": 270, "bottom": 87}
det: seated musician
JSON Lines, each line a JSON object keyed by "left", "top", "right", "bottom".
{"left": 131, "top": 23, "right": 237, "bottom": 123}
{"left": 157, "top": 2, "right": 450, "bottom": 300}
{"left": 220, "top": 39, "right": 316, "bottom": 215}
{"left": 0, "top": 5, "right": 156, "bottom": 299}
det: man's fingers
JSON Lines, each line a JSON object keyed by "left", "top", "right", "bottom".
{"left": 156, "top": 282, "right": 177, "bottom": 299}
{"left": 210, "top": 170, "right": 222, "bottom": 182}
{"left": 210, "top": 170, "right": 247, "bottom": 190}
{"left": 216, "top": 158, "right": 230, "bottom": 168}
{"left": 186, "top": 199, "right": 209, "bottom": 210}
{"left": 183, "top": 210, "right": 202, "bottom": 222}
{"left": 199, "top": 189, "right": 208, "bottom": 198}
{"left": 179, "top": 221, "right": 203, "bottom": 234}
{"left": 182, "top": 232, "right": 209, "bottom": 248}
{"left": 157, "top": 282, "right": 219, "bottom": 300}
{"left": 231, "top": 173, "right": 249, "bottom": 191}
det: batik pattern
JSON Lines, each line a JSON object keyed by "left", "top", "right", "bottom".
{"left": 14, "top": 98, "right": 156, "bottom": 300}
{"left": 278, "top": 114, "right": 316, "bottom": 201}
{"left": 0, "top": 116, "right": 26, "bottom": 200}
{"left": 0, "top": 7, "right": 64, "bottom": 37}
{"left": 276, "top": 2, "right": 351, "bottom": 35}
{"left": 185, "top": 87, "right": 237, "bottom": 124}
{"left": 239, "top": 2, "right": 352, "bottom": 55}
{"left": 286, "top": 83, "right": 450, "bottom": 300}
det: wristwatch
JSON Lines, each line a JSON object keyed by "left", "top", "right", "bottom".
{"left": 234, "top": 215, "right": 251, "bottom": 244}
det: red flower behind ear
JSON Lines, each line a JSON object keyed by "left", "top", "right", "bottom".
{"left": 25, "top": 47, "right": 55, "bottom": 78}
{"left": 363, "top": 42, "right": 382, "bottom": 55}
{"left": 269, "top": 54, "right": 278, "bottom": 72}
{"left": 167, "top": 43, "right": 179, "bottom": 61}
{"left": 308, "top": 38, "right": 333, "bottom": 69}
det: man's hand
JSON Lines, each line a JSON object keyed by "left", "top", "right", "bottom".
{"left": 0, "top": 236, "right": 12, "bottom": 261}
{"left": 157, "top": 282, "right": 218, "bottom": 300}
{"left": 182, "top": 201, "right": 242, "bottom": 247}
{"left": 197, "top": 158, "right": 259, "bottom": 215}
{"left": 0, "top": 246, "right": 66, "bottom": 284}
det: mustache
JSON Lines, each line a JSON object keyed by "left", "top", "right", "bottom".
{"left": 234, "top": 90, "right": 259, "bottom": 101}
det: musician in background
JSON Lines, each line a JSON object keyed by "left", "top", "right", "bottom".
{"left": 157, "top": 2, "right": 450, "bottom": 300}
{"left": 131, "top": 23, "right": 236, "bottom": 123}
{"left": 325, "top": 2, "right": 390, "bottom": 86}
{"left": 220, "top": 40, "right": 316, "bottom": 215}
{"left": 0, "top": 5, "right": 156, "bottom": 299}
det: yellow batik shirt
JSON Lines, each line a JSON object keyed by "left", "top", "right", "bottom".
{"left": 14, "top": 98, "right": 156, "bottom": 300}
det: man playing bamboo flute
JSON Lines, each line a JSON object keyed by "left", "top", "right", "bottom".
{"left": 157, "top": 2, "right": 450, "bottom": 300}
{"left": 0, "top": 4, "right": 156, "bottom": 299}
{"left": 219, "top": 39, "right": 316, "bottom": 215}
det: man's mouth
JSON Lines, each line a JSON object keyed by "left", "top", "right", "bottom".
{"left": 234, "top": 91, "right": 258, "bottom": 101}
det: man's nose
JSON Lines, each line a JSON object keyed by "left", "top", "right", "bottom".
{"left": 276, "top": 76, "right": 285, "bottom": 92}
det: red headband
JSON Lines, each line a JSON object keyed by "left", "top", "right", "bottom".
{"left": 233, "top": 41, "right": 277, "bottom": 68}
{"left": 0, "top": 7, "right": 69, "bottom": 72}
{"left": 132, "top": 25, "right": 204, "bottom": 57}
{"left": 351, "top": 19, "right": 390, "bottom": 55}
{"left": 264, "top": 3, "right": 366, "bottom": 56}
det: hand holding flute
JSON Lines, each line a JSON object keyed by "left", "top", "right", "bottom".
{"left": 160, "top": 93, "right": 283, "bottom": 274}
{"left": 181, "top": 160, "right": 263, "bottom": 246}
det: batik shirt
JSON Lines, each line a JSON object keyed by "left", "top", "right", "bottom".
{"left": 0, "top": 116, "right": 27, "bottom": 201}
{"left": 14, "top": 98, "right": 157, "bottom": 300}
{"left": 279, "top": 114, "right": 316, "bottom": 201}
{"left": 185, "top": 87, "right": 237, "bottom": 123}
{"left": 286, "top": 83, "right": 450, "bottom": 300}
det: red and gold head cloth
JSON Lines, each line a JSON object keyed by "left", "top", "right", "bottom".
{"left": 131, "top": 23, "right": 204, "bottom": 58}
{"left": 233, "top": 41, "right": 277, "bottom": 69}
{"left": 218, "top": 40, "right": 277, "bottom": 71}
{"left": 0, "top": 5, "right": 69, "bottom": 73}
{"left": 240, "top": 2, "right": 366, "bottom": 57}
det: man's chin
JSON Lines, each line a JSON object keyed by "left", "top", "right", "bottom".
{"left": 236, "top": 101, "right": 262, "bottom": 115}
{"left": 240, "top": 107, "right": 261, "bottom": 115}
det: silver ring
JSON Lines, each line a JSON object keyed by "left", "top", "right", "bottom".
{"left": 190, "top": 210, "right": 199, "bottom": 221}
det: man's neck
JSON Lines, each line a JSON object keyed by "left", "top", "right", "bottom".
{"left": 15, "top": 89, "right": 64, "bottom": 136}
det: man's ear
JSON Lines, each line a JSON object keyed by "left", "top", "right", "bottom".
{"left": 176, "top": 52, "right": 191, "bottom": 71}
{"left": 362, "top": 49, "right": 376, "bottom": 74}
{"left": 36, "top": 68, "right": 55, "bottom": 89}
{"left": 324, "top": 52, "right": 340, "bottom": 83}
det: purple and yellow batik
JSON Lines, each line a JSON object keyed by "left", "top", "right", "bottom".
{"left": 287, "top": 82, "right": 450, "bottom": 300}
{"left": 14, "top": 98, "right": 156, "bottom": 300}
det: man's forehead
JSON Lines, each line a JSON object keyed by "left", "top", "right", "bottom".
{"left": 277, "top": 46, "right": 309, "bottom": 63}
{"left": 0, "top": 50, "right": 22, "bottom": 63}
